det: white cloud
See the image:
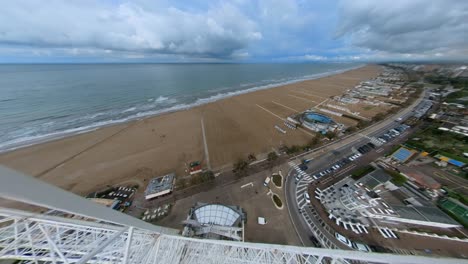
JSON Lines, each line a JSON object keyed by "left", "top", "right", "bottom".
{"left": 336, "top": 0, "right": 468, "bottom": 60}
{"left": 0, "top": 0, "right": 261, "bottom": 58}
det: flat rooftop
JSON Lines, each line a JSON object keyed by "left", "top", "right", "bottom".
{"left": 393, "top": 205, "right": 460, "bottom": 226}
{"left": 144, "top": 173, "right": 175, "bottom": 199}
{"left": 357, "top": 169, "right": 391, "bottom": 190}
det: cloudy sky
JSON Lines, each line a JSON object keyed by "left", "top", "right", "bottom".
{"left": 1, "top": 0, "right": 467, "bottom": 63}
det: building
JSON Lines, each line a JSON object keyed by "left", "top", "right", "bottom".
{"left": 296, "top": 111, "right": 343, "bottom": 134}
{"left": 434, "top": 154, "right": 466, "bottom": 168}
{"left": 144, "top": 173, "right": 175, "bottom": 200}
{"left": 317, "top": 175, "right": 460, "bottom": 236}
{"left": 391, "top": 147, "right": 417, "bottom": 163}
{"left": 399, "top": 168, "right": 441, "bottom": 190}
{"left": 88, "top": 198, "right": 121, "bottom": 209}
{"left": 1, "top": 150, "right": 466, "bottom": 263}
{"left": 357, "top": 169, "right": 392, "bottom": 190}
{"left": 182, "top": 203, "right": 246, "bottom": 241}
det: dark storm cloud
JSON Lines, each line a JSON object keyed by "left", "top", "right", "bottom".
{"left": 336, "top": 0, "right": 468, "bottom": 58}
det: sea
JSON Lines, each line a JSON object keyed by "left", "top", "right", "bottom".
{"left": 0, "top": 63, "right": 362, "bottom": 152}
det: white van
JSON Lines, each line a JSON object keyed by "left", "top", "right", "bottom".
{"left": 263, "top": 177, "right": 271, "bottom": 187}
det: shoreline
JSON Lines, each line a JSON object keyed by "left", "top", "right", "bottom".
{"left": 0, "top": 64, "right": 365, "bottom": 154}
{"left": 0, "top": 65, "right": 382, "bottom": 195}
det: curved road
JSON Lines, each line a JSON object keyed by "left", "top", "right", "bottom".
{"left": 284, "top": 91, "right": 428, "bottom": 249}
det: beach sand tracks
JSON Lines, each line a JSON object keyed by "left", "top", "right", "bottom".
{"left": 271, "top": 96, "right": 312, "bottom": 112}
{"left": 202, "top": 98, "right": 310, "bottom": 168}
{"left": 260, "top": 101, "right": 297, "bottom": 118}
{"left": 0, "top": 123, "right": 129, "bottom": 178}
{"left": 35, "top": 110, "right": 204, "bottom": 193}
{"left": 201, "top": 101, "right": 253, "bottom": 167}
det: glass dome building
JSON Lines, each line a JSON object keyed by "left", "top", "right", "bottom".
{"left": 182, "top": 203, "right": 246, "bottom": 241}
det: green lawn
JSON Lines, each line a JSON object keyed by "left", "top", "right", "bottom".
{"left": 407, "top": 124, "right": 468, "bottom": 160}
{"left": 273, "top": 194, "right": 283, "bottom": 207}
{"left": 272, "top": 174, "right": 282, "bottom": 187}
{"left": 351, "top": 166, "right": 375, "bottom": 180}
{"left": 438, "top": 198, "right": 468, "bottom": 228}
{"left": 385, "top": 169, "right": 407, "bottom": 186}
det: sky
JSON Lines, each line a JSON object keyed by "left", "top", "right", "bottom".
{"left": 0, "top": 0, "right": 467, "bottom": 63}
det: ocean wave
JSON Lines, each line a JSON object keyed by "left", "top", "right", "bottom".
{"left": 155, "top": 95, "right": 169, "bottom": 102}
{"left": 0, "top": 64, "right": 363, "bottom": 153}
{"left": 122, "top": 107, "right": 137, "bottom": 113}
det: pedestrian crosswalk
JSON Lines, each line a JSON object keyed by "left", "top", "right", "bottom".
{"left": 288, "top": 161, "right": 340, "bottom": 249}
{"left": 288, "top": 161, "right": 314, "bottom": 184}
{"left": 377, "top": 227, "right": 399, "bottom": 239}
{"left": 392, "top": 248, "right": 419, "bottom": 256}
{"left": 358, "top": 133, "right": 383, "bottom": 147}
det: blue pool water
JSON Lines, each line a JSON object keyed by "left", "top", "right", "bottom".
{"left": 305, "top": 112, "right": 332, "bottom": 124}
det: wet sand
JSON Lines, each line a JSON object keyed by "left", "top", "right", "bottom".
{"left": 0, "top": 65, "right": 382, "bottom": 195}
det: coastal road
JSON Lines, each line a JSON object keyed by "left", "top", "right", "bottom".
{"left": 284, "top": 90, "right": 429, "bottom": 249}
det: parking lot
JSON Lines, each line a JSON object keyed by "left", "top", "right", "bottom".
{"left": 155, "top": 166, "right": 301, "bottom": 245}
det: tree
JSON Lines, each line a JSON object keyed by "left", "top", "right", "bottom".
{"left": 357, "top": 120, "right": 370, "bottom": 129}
{"left": 232, "top": 158, "right": 249, "bottom": 178}
{"left": 345, "top": 126, "right": 357, "bottom": 133}
{"left": 325, "top": 131, "right": 337, "bottom": 140}
{"left": 247, "top": 153, "right": 257, "bottom": 162}
{"left": 285, "top": 145, "right": 301, "bottom": 154}
{"left": 267, "top": 151, "right": 278, "bottom": 162}
{"left": 176, "top": 178, "right": 187, "bottom": 189}
{"left": 200, "top": 170, "right": 215, "bottom": 182}
{"left": 307, "top": 135, "right": 321, "bottom": 147}
{"left": 373, "top": 113, "right": 386, "bottom": 122}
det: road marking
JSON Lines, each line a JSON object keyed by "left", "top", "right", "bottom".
{"left": 358, "top": 132, "right": 371, "bottom": 139}
{"left": 240, "top": 182, "right": 253, "bottom": 188}
{"left": 336, "top": 164, "right": 357, "bottom": 177}
{"left": 297, "top": 185, "right": 308, "bottom": 193}
{"left": 297, "top": 197, "right": 305, "bottom": 205}
{"left": 376, "top": 148, "right": 384, "bottom": 153}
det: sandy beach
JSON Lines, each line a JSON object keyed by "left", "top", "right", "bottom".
{"left": 0, "top": 65, "right": 382, "bottom": 195}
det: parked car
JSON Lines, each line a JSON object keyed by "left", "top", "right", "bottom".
{"left": 299, "top": 164, "right": 308, "bottom": 171}
{"left": 335, "top": 233, "right": 353, "bottom": 248}
{"left": 352, "top": 242, "right": 372, "bottom": 252}
{"left": 304, "top": 192, "right": 310, "bottom": 204}
{"left": 378, "top": 137, "right": 387, "bottom": 143}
